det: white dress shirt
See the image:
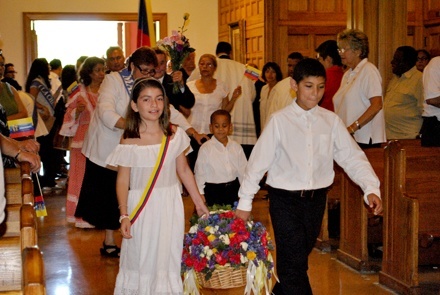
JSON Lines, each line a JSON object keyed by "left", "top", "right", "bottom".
{"left": 423, "top": 56, "right": 440, "bottom": 120}
{"left": 195, "top": 135, "right": 247, "bottom": 194}
{"left": 187, "top": 79, "right": 228, "bottom": 134}
{"left": 237, "top": 100, "right": 381, "bottom": 212}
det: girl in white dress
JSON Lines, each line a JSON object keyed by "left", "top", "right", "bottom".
{"left": 107, "top": 78, "right": 209, "bottom": 295}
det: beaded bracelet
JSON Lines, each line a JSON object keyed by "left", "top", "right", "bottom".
{"left": 119, "top": 214, "right": 129, "bottom": 223}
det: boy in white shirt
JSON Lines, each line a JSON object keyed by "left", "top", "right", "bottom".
{"left": 195, "top": 110, "right": 247, "bottom": 207}
{"left": 236, "top": 58, "right": 383, "bottom": 294}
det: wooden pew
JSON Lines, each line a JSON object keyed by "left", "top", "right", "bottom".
{"left": 379, "top": 140, "right": 440, "bottom": 294}
{"left": 336, "top": 145, "right": 385, "bottom": 272}
{"left": 0, "top": 162, "right": 46, "bottom": 294}
{"left": 22, "top": 246, "right": 46, "bottom": 295}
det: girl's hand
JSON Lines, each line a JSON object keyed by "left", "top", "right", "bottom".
{"left": 120, "top": 219, "right": 132, "bottom": 239}
{"left": 195, "top": 202, "right": 210, "bottom": 218}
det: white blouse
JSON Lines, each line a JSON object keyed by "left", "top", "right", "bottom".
{"left": 187, "top": 79, "right": 228, "bottom": 134}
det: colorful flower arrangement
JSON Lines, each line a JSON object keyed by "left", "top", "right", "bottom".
{"left": 182, "top": 205, "right": 276, "bottom": 294}
{"left": 157, "top": 13, "right": 195, "bottom": 93}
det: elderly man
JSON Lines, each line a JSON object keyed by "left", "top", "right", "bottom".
{"left": 384, "top": 46, "right": 424, "bottom": 140}
{"left": 105, "top": 46, "right": 125, "bottom": 73}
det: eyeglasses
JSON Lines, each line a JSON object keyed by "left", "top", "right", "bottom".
{"left": 5, "top": 71, "right": 17, "bottom": 74}
{"left": 337, "top": 47, "right": 352, "bottom": 54}
{"left": 0, "top": 63, "right": 5, "bottom": 67}
{"left": 417, "top": 57, "right": 429, "bottom": 61}
{"left": 136, "top": 65, "right": 156, "bottom": 76}
{"left": 199, "top": 62, "right": 214, "bottom": 68}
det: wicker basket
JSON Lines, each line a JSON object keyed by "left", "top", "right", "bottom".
{"left": 196, "top": 265, "right": 247, "bottom": 289}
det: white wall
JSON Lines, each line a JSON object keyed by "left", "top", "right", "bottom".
{"left": 0, "top": 0, "right": 218, "bottom": 85}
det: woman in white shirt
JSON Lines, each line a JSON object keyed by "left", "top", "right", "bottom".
{"left": 186, "top": 54, "right": 241, "bottom": 134}
{"left": 333, "top": 29, "right": 386, "bottom": 148}
{"left": 186, "top": 54, "right": 241, "bottom": 169}
{"left": 259, "top": 62, "right": 283, "bottom": 131}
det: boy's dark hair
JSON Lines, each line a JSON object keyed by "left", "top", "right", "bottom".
{"left": 50, "top": 59, "right": 62, "bottom": 70}
{"left": 262, "top": 62, "right": 283, "bottom": 82}
{"left": 123, "top": 78, "right": 172, "bottom": 139}
{"left": 315, "top": 40, "right": 342, "bottom": 66}
{"left": 288, "top": 52, "right": 304, "bottom": 61}
{"left": 216, "top": 42, "right": 232, "bottom": 56}
{"left": 292, "top": 58, "right": 326, "bottom": 82}
{"left": 210, "top": 109, "right": 231, "bottom": 123}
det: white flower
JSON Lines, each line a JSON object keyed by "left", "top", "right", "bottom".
{"left": 189, "top": 224, "right": 198, "bottom": 234}
{"left": 241, "top": 242, "right": 248, "bottom": 251}
{"left": 219, "top": 234, "right": 230, "bottom": 245}
{"left": 203, "top": 246, "right": 213, "bottom": 258}
{"left": 240, "top": 254, "right": 248, "bottom": 264}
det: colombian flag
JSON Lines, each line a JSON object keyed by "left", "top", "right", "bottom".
{"left": 137, "top": 0, "right": 156, "bottom": 47}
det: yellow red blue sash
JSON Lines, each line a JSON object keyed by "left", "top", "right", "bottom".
{"left": 130, "top": 134, "right": 170, "bottom": 224}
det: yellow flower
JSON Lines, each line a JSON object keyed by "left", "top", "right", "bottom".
{"left": 183, "top": 13, "right": 190, "bottom": 20}
{"left": 247, "top": 251, "right": 257, "bottom": 260}
{"left": 208, "top": 234, "right": 216, "bottom": 242}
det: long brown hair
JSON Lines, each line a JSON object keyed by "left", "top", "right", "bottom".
{"left": 123, "top": 78, "right": 172, "bottom": 139}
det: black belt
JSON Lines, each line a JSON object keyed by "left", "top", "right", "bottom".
{"left": 205, "top": 178, "right": 239, "bottom": 188}
{"left": 269, "top": 186, "right": 329, "bottom": 198}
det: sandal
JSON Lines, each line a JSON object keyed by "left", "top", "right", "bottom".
{"left": 100, "top": 242, "right": 120, "bottom": 258}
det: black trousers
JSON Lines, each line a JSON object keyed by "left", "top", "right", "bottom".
{"left": 420, "top": 116, "right": 440, "bottom": 147}
{"left": 204, "top": 178, "right": 239, "bottom": 207}
{"left": 268, "top": 186, "right": 328, "bottom": 295}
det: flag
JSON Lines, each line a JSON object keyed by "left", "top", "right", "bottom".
{"left": 137, "top": 0, "right": 156, "bottom": 47}
{"left": 8, "top": 117, "right": 34, "bottom": 139}
{"left": 244, "top": 65, "right": 261, "bottom": 81}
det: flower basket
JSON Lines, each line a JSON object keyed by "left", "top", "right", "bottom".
{"left": 195, "top": 265, "right": 247, "bottom": 289}
{"left": 182, "top": 206, "right": 276, "bottom": 294}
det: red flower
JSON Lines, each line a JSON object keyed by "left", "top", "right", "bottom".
{"left": 229, "top": 253, "right": 241, "bottom": 264}
{"left": 215, "top": 253, "right": 228, "bottom": 266}
{"left": 197, "top": 231, "right": 209, "bottom": 246}
{"left": 194, "top": 257, "right": 208, "bottom": 272}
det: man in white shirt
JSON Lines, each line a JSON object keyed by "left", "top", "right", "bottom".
{"left": 236, "top": 58, "right": 382, "bottom": 294}
{"left": 49, "top": 59, "right": 63, "bottom": 103}
{"left": 421, "top": 56, "right": 440, "bottom": 146}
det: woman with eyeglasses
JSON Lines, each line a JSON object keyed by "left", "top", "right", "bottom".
{"left": 416, "top": 49, "right": 431, "bottom": 72}
{"left": 59, "top": 57, "right": 105, "bottom": 228}
{"left": 333, "top": 29, "right": 386, "bottom": 148}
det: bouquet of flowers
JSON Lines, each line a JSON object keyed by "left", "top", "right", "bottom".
{"left": 157, "top": 13, "right": 195, "bottom": 93}
{"left": 182, "top": 205, "right": 276, "bottom": 294}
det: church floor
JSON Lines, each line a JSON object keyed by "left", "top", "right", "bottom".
{"left": 37, "top": 188, "right": 399, "bottom": 295}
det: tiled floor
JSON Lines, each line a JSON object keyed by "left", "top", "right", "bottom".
{"left": 37, "top": 189, "right": 400, "bottom": 295}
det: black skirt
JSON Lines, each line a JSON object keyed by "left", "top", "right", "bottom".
{"left": 75, "top": 158, "right": 119, "bottom": 230}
